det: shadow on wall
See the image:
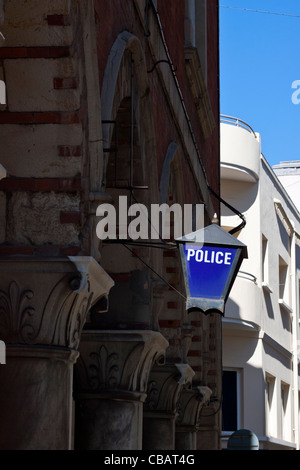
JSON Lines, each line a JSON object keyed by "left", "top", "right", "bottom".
{"left": 276, "top": 214, "right": 290, "bottom": 253}
{"left": 221, "top": 180, "right": 259, "bottom": 216}
{"left": 263, "top": 290, "right": 275, "bottom": 320}
{"left": 224, "top": 296, "right": 240, "bottom": 318}
{"left": 280, "top": 306, "right": 292, "bottom": 333}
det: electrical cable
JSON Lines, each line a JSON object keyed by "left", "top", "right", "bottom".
{"left": 209, "top": 186, "right": 246, "bottom": 235}
{"left": 147, "top": 0, "right": 246, "bottom": 235}
{"left": 220, "top": 5, "right": 300, "bottom": 19}
{"left": 122, "top": 242, "right": 187, "bottom": 300}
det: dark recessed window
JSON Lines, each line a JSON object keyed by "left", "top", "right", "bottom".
{"left": 222, "top": 370, "right": 238, "bottom": 431}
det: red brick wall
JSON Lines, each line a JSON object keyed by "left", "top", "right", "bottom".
{"left": 95, "top": 1, "right": 144, "bottom": 89}
{"left": 95, "top": 0, "right": 220, "bottom": 213}
{"left": 205, "top": 0, "right": 220, "bottom": 197}
{"left": 157, "top": 0, "right": 220, "bottom": 204}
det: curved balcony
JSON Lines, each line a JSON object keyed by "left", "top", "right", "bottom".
{"left": 223, "top": 273, "right": 261, "bottom": 333}
{"left": 220, "top": 115, "right": 261, "bottom": 183}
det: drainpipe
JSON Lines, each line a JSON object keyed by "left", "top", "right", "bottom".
{"left": 290, "top": 221, "right": 299, "bottom": 449}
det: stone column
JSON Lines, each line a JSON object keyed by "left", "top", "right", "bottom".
{"left": 175, "top": 386, "right": 212, "bottom": 450}
{"left": 143, "top": 363, "right": 195, "bottom": 450}
{"left": 74, "top": 330, "right": 168, "bottom": 450}
{"left": 0, "top": 256, "right": 113, "bottom": 450}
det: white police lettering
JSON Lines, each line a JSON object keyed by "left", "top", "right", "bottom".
{"left": 187, "top": 248, "right": 232, "bottom": 265}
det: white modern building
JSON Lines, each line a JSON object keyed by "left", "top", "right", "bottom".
{"left": 273, "top": 161, "right": 300, "bottom": 212}
{"left": 220, "top": 115, "right": 300, "bottom": 450}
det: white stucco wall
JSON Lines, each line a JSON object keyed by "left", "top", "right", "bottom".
{"left": 273, "top": 163, "right": 300, "bottom": 213}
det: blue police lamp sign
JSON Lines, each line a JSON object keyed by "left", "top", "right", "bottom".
{"left": 176, "top": 224, "right": 247, "bottom": 315}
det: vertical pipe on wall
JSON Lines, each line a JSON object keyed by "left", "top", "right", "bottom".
{"left": 290, "top": 221, "right": 299, "bottom": 449}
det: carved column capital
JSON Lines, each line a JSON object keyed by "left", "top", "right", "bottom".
{"left": 176, "top": 385, "right": 212, "bottom": 429}
{"left": 74, "top": 330, "right": 167, "bottom": 450}
{"left": 0, "top": 256, "right": 114, "bottom": 450}
{"left": 144, "top": 363, "right": 195, "bottom": 414}
{"left": 74, "top": 330, "right": 168, "bottom": 397}
{"left": 0, "top": 257, "right": 114, "bottom": 349}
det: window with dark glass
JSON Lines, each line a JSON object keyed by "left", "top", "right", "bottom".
{"left": 222, "top": 370, "right": 238, "bottom": 431}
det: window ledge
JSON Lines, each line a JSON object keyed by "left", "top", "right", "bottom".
{"left": 262, "top": 282, "right": 273, "bottom": 294}
{"left": 278, "top": 299, "right": 293, "bottom": 314}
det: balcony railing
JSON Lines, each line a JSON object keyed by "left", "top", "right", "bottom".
{"left": 220, "top": 115, "right": 257, "bottom": 138}
{"left": 238, "top": 271, "right": 257, "bottom": 284}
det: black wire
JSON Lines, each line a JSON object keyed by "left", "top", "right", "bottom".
{"left": 220, "top": 5, "right": 300, "bottom": 18}
{"left": 147, "top": 59, "right": 177, "bottom": 74}
{"left": 147, "top": 0, "right": 246, "bottom": 234}
{"left": 103, "top": 239, "right": 177, "bottom": 250}
{"left": 208, "top": 185, "right": 246, "bottom": 235}
{"left": 122, "top": 243, "right": 187, "bottom": 300}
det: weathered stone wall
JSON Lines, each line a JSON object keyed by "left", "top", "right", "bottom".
{"left": 0, "top": 0, "right": 86, "bottom": 256}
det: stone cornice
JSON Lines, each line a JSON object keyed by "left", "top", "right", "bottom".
{"left": 144, "top": 363, "right": 195, "bottom": 413}
{"left": 176, "top": 385, "right": 212, "bottom": 429}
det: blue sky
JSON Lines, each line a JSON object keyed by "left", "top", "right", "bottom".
{"left": 219, "top": 1, "right": 300, "bottom": 167}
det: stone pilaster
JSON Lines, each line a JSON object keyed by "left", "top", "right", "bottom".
{"left": 0, "top": 256, "right": 113, "bottom": 450}
{"left": 175, "top": 386, "right": 212, "bottom": 450}
{"left": 143, "top": 363, "right": 195, "bottom": 450}
{"left": 74, "top": 330, "right": 168, "bottom": 450}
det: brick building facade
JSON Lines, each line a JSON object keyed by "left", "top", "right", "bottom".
{"left": 0, "top": 0, "right": 221, "bottom": 450}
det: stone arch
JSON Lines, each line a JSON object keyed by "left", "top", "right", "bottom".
{"left": 101, "top": 31, "right": 158, "bottom": 201}
{"left": 159, "top": 142, "right": 186, "bottom": 209}
{"left": 98, "top": 32, "right": 161, "bottom": 330}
